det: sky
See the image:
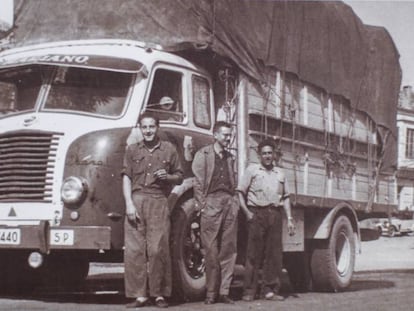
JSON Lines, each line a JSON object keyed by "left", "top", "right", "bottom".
{"left": 0, "top": 0, "right": 12, "bottom": 29}
{"left": 345, "top": 0, "right": 414, "bottom": 88}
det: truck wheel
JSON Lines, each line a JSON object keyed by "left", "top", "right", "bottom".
{"left": 310, "top": 215, "right": 355, "bottom": 292}
{"left": 377, "top": 226, "right": 382, "bottom": 235}
{"left": 388, "top": 226, "right": 396, "bottom": 237}
{"left": 284, "top": 252, "right": 312, "bottom": 292}
{"left": 171, "top": 198, "right": 206, "bottom": 301}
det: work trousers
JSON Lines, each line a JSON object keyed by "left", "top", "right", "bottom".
{"left": 243, "top": 206, "right": 283, "bottom": 297}
{"left": 201, "top": 191, "right": 239, "bottom": 299}
{"left": 124, "top": 192, "right": 171, "bottom": 298}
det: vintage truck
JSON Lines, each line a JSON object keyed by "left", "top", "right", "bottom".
{"left": 0, "top": 0, "right": 401, "bottom": 297}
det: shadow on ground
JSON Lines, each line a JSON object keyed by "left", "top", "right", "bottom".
{"left": 1, "top": 269, "right": 413, "bottom": 305}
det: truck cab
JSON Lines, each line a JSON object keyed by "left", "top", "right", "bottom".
{"left": 0, "top": 39, "right": 216, "bottom": 289}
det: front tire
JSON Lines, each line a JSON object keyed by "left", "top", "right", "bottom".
{"left": 310, "top": 215, "right": 355, "bottom": 292}
{"left": 171, "top": 198, "right": 206, "bottom": 301}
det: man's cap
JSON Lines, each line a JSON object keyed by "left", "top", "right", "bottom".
{"left": 159, "top": 96, "right": 174, "bottom": 105}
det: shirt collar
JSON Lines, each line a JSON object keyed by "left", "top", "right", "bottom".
{"left": 259, "top": 163, "right": 278, "bottom": 172}
{"left": 213, "top": 142, "right": 225, "bottom": 157}
{"left": 138, "top": 139, "right": 163, "bottom": 152}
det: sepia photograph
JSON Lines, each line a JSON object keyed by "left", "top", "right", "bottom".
{"left": 0, "top": 0, "right": 414, "bottom": 310}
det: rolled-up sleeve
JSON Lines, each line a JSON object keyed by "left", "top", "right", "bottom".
{"left": 236, "top": 165, "right": 253, "bottom": 195}
{"left": 281, "top": 173, "right": 290, "bottom": 200}
{"left": 122, "top": 145, "right": 133, "bottom": 179}
{"left": 169, "top": 145, "right": 184, "bottom": 183}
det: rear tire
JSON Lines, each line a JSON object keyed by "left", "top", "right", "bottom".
{"left": 171, "top": 198, "right": 206, "bottom": 301}
{"left": 310, "top": 215, "right": 355, "bottom": 292}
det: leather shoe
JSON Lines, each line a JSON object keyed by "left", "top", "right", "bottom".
{"left": 218, "top": 295, "right": 234, "bottom": 304}
{"left": 264, "top": 292, "right": 285, "bottom": 301}
{"left": 271, "top": 294, "right": 285, "bottom": 301}
{"left": 242, "top": 294, "right": 254, "bottom": 302}
{"left": 155, "top": 297, "right": 168, "bottom": 308}
{"left": 126, "top": 298, "right": 150, "bottom": 308}
{"left": 204, "top": 297, "right": 215, "bottom": 304}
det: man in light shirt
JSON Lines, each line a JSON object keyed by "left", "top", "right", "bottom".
{"left": 237, "top": 139, "right": 295, "bottom": 302}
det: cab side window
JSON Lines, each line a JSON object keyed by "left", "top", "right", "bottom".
{"left": 146, "top": 69, "right": 184, "bottom": 122}
{"left": 193, "top": 75, "right": 211, "bottom": 129}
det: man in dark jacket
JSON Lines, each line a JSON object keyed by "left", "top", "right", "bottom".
{"left": 192, "top": 121, "right": 239, "bottom": 304}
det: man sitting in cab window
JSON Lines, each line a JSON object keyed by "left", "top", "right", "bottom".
{"left": 159, "top": 96, "right": 175, "bottom": 111}
{"left": 147, "top": 96, "right": 183, "bottom": 122}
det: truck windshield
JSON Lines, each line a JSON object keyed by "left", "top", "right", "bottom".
{"left": 0, "top": 66, "right": 44, "bottom": 117}
{"left": 0, "top": 65, "right": 134, "bottom": 118}
{"left": 43, "top": 67, "right": 134, "bottom": 117}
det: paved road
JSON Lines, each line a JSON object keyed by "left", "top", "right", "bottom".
{"left": 0, "top": 270, "right": 413, "bottom": 311}
{"left": 0, "top": 236, "right": 413, "bottom": 311}
{"left": 355, "top": 235, "right": 414, "bottom": 271}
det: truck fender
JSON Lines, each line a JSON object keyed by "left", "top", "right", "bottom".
{"left": 310, "top": 202, "right": 360, "bottom": 243}
{"left": 168, "top": 177, "right": 194, "bottom": 211}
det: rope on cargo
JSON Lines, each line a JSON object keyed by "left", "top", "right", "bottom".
{"left": 219, "top": 68, "right": 238, "bottom": 155}
{"left": 367, "top": 117, "right": 373, "bottom": 199}
{"left": 321, "top": 92, "right": 328, "bottom": 205}
{"left": 346, "top": 106, "right": 358, "bottom": 169}
{"left": 260, "top": 81, "right": 272, "bottom": 138}
{"left": 261, "top": 79, "right": 284, "bottom": 152}
{"left": 366, "top": 129, "right": 390, "bottom": 213}
{"left": 290, "top": 82, "right": 299, "bottom": 201}
{"left": 279, "top": 0, "right": 288, "bottom": 161}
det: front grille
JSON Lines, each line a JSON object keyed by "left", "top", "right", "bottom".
{"left": 0, "top": 131, "right": 62, "bottom": 202}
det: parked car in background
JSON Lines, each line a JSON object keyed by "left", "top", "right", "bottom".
{"left": 375, "top": 218, "right": 414, "bottom": 237}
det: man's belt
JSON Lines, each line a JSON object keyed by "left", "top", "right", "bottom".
{"left": 249, "top": 204, "right": 282, "bottom": 209}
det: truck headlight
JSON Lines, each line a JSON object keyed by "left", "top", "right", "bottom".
{"left": 61, "top": 176, "right": 88, "bottom": 205}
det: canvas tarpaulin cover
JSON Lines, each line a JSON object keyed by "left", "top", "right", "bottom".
{"left": 8, "top": 0, "right": 402, "bottom": 168}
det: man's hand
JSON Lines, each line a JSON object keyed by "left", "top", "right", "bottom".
{"left": 194, "top": 201, "right": 204, "bottom": 212}
{"left": 153, "top": 169, "right": 168, "bottom": 181}
{"left": 245, "top": 210, "right": 254, "bottom": 222}
{"left": 126, "top": 201, "right": 139, "bottom": 223}
{"left": 287, "top": 218, "right": 296, "bottom": 236}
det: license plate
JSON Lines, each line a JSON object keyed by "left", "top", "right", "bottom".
{"left": 0, "top": 228, "right": 21, "bottom": 245}
{"left": 50, "top": 229, "right": 74, "bottom": 246}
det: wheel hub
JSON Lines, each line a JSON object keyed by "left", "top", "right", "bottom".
{"left": 336, "top": 232, "right": 351, "bottom": 276}
{"left": 183, "top": 218, "right": 205, "bottom": 279}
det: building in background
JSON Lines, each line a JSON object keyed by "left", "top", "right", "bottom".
{"left": 397, "top": 85, "right": 414, "bottom": 212}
